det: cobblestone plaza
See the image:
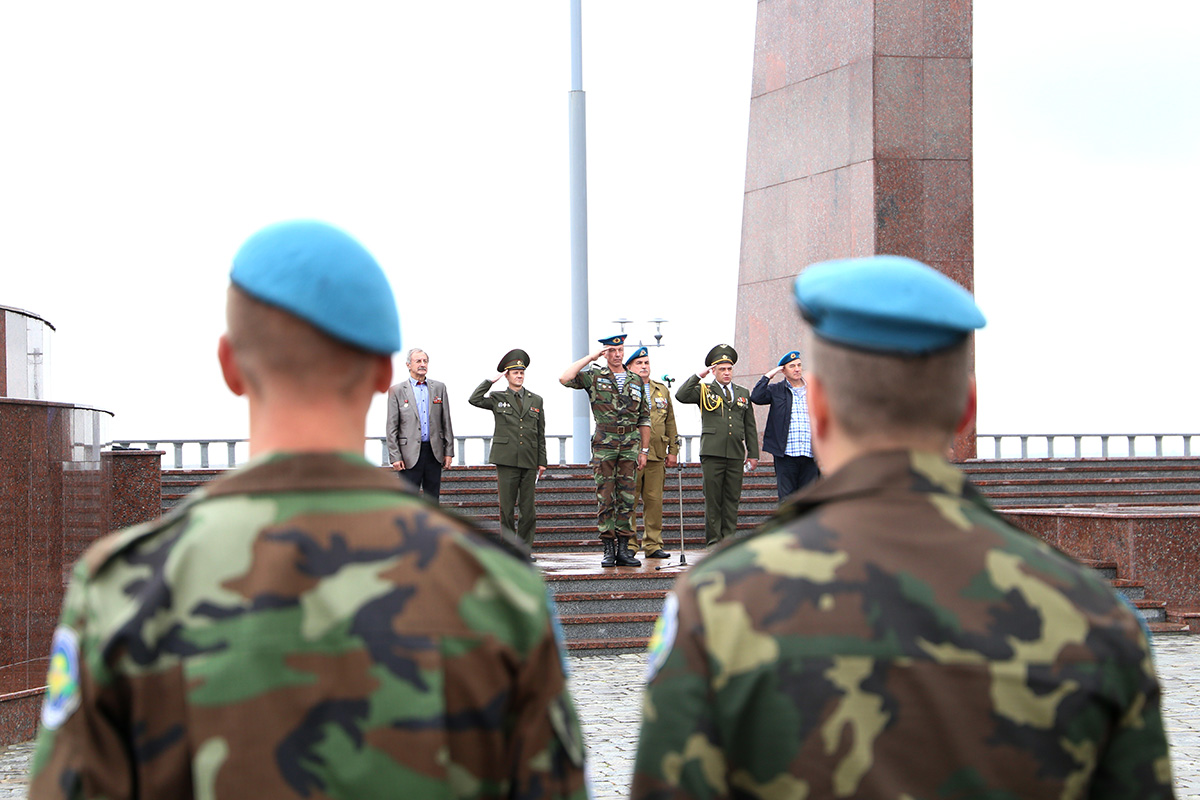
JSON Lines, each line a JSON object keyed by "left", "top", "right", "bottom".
{"left": 4, "top": 636, "right": 1197, "bottom": 799}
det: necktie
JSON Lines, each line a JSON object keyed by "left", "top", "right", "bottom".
{"left": 724, "top": 385, "right": 732, "bottom": 404}
{"left": 513, "top": 391, "right": 523, "bottom": 415}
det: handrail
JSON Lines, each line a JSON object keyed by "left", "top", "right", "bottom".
{"left": 112, "top": 435, "right": 704, "bottom": 470}
{"left": 112, "top": 433, "right": 1200, "bottom": 470}
{"left": 977, "top": 434, "right": 1199, "bottom": 460}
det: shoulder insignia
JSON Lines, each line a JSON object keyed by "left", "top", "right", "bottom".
{"left": 645, "top": 592, "right": 679, "bottom": 683}
{"left": 41, "top": 626, "right": 82, "bottom": 730}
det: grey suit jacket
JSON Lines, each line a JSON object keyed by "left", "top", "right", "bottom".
{"left": 386, "top": 378, "right": 455, "bottom": 467}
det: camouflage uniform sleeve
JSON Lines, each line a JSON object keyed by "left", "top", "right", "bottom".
{"left": 632, "top": 581, "right": 725, "bottom": 799}
{"left": 510, "top": 595, "right": 589, "bottom": 799}
{"left": 1087, "top": 630, "right": 1176, "bottom": 798}
{"left": 562, "top": 368, "right": 593, "bottom": 391}
{"left": 29, "top": 563, "right": 134, "bottom": 800}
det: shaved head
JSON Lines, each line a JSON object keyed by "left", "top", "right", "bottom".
{"left": 225, "top": 286, "right": 375, "bottom": 398}
{"left": 810, "top": 336, "right": 971, "bottom": 441}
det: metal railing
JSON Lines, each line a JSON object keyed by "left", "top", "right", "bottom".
{"left": 113, "top": 434, "right": 711, "bottom": 470}
{"left": 977, "top": 434, "right": 1199, "bottom": 460}
{"left": 113, "top": 433, "right": 1200, "bottom": 470}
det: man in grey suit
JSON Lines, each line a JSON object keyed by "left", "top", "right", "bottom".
{"left": 386, "top": 347, "right": 455, "bottom": 503}
{"left": 469, "top": 348, "right": 547, "bottom": 558}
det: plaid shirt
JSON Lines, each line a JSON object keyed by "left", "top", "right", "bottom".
{"left": 785, "top": 384, "right": 812, "bottom": 457}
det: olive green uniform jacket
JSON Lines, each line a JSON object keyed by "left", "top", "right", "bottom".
{"left": 469, "top": 381, "right": 548, "bottom": 470}
{"left": 674, "top": 374, "right": 759, "bottom": 460}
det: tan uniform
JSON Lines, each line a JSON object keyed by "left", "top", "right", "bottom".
{"left": 630, "top": 378, "right": 678, "bottom": 554}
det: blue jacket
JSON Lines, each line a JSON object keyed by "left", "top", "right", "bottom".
{"left": 750, "top": 375, "right": 811, "bottom": 458}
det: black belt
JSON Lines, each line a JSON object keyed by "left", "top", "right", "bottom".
{"left": 595, "top": 423, "right": 638, "bottom": 435}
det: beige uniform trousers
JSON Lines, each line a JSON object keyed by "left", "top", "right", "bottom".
{"left": 630, "top": 458, "right": 667, "bottom": 554}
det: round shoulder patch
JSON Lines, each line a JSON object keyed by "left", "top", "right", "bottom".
{"left": 645, "top": 592, "right": 679, "bottom": 683}
{"left": 42, "top": 626, "right": 82, "bottom": 730}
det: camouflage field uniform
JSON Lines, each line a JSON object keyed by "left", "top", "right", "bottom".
{"left": 633, "top": 450, "right": 1174, "bottom": 799}
{"left": 30, "top": 452, "right": 587, "bottom": 800}
{"left": 563, "top": 366, "right": 650, "bottom": 539}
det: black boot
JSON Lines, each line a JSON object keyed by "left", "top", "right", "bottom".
{"left": 600, "top": 537, "right": 617, "bottom": 568}
{"left": 615, "top": 536, "right": 641, "bottom": 567}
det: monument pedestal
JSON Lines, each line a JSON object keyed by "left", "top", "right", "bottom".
{"left": 735, "top": 0, "right": 975, "bottom": 458}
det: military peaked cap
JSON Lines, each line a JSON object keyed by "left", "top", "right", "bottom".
{"left": 497, "top": 348, "right": 530, "bottom": 372}
{"left": 794, "top": 255, "right": 985, "bottom": 355}
{"left": 231, "top": 220, "right": 401, "bottom": 355}
{"left": 598, "top": 334, "right": 627, "bottom": 346}
{"left": 705, "top": 344, "right": 738, "bottom": 367}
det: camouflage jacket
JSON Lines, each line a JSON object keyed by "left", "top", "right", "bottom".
{"left": 30, "top": 452, "right": 587, "bottom": 800}
{"left": 632, "top": 449, "right": 1174, "bottom": 799}
{"left": 563, "top": 366, "right": 650, "bottom": 432}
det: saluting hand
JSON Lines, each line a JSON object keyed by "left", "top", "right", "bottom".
{"left": 766, "top": 366, "right": 784, "bottom": 379}
{"left": 698, "top": 366, "right": 712, "bottom": 379}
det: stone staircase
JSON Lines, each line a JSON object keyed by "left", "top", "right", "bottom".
{"left": 160, "top": 458, "right": 1198, "bottom": 651}
{"left": 960, "top": 457, "right": 1200, "bottom": 507}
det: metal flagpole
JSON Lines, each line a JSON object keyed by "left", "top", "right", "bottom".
{"left": 568, "top": 0, "right": 591, "bottom": 465}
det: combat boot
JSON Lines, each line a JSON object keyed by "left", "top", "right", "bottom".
{"left": 600, "top": 537, "right": 617, "bottom": 568}
{"left": 615, "top": 536, "right": 641, "bottom": 567}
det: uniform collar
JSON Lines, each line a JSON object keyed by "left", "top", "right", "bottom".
{"left": 774, "top": 449, "right": 982, "bottom": 521}
{"left": 205, "top": 452, "right": 407, "bottom": 498}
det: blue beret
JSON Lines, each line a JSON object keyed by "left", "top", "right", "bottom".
{"left": 794, "top": 255, "right": 985, "bottom": 355}
{"left": 231, "top": 220, "right": 401, "bottom": 355}
{"left": 777, "top": 351, "right": 802, "bottom": 367}
{"left": 598, "top": 334, "right": 627, "bottom": 347}
{"left": 624, "top": 345, "right": 649, "bottom": 366}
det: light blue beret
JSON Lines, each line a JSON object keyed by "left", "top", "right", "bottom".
{"left": 777, "top": 350, "right": 802, "bottom": 367}
{"left": 624, "top": 345, "right": 649, "bottom": 366}
{"left": 794, "top": 255, "right": 985, "bottom": 355}
{"left": 231, "top": 220, "right": 401, "bottom": 355}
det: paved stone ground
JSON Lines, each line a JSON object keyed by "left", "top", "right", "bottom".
{"left": 4, "top": 638, "right": 1198, "bottom": 799}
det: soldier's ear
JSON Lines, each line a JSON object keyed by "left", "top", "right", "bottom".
{"left": 807, "top": 373, "right": 831, "bottom": 442}
{"left": 218, "top": 334, "right": 246, "bottom": 397}
{"left": 372, "top": 355, "right": 394, "bottom": 395}
{"left": 954, "top": 377, "right": 977, "bottom": 436}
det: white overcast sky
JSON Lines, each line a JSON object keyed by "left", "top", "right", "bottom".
{"left": 2, "top": 1, "right": 1197, "bottom": 457}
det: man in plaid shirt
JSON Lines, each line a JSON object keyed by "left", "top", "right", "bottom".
{"left": 751, "top": 350, "right": 820, "bottom": 500}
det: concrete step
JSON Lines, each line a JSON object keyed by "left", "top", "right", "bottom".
{"left": 558, "top": 613, "right": 659, "bottom": 642}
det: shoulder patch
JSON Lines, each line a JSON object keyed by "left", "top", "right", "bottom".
{"left": 645, "top": 592, "right": 679, "bottom": 683}
{"left": 41, "top": 626, "right": 82, "bottom": 730}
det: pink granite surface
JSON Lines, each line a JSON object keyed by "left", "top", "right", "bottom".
{"left": 0, "top": 399, "right": 112, "bottom": 745}
{"left": 1005, "top": 508, "right": 1200, "bottom": 610}
{"left": 737, "top": 0, "right": 973, "bottom": 456}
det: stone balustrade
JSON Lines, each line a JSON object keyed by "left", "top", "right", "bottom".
{"left": 112, "top": 433, "right": 1200, "bottom": 470}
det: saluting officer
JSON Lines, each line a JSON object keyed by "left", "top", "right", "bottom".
{"left": 624, "top": 346, "right": 678, "bottom": 559}
{"left": 560, "top": 334, "right": 650, "bottom": 567}
{"left": 470, "top": 349, "right": 547, "bottom": 559}
{"left": 675, "top": 344, "right": 759, "bottom": 546}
